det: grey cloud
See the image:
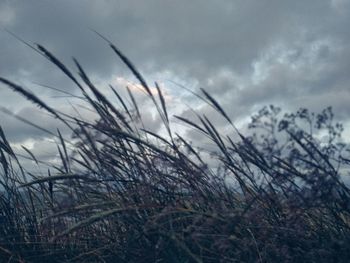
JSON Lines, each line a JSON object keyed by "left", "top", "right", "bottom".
{"left": 0, "top": 0, "right": 349, "bottom": 149}
{"left": 0, "top": 0, "right": 338, "bottom": 78}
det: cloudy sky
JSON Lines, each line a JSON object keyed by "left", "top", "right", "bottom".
{"left": 0, "top": 0, "right": 350, "bottom": 165}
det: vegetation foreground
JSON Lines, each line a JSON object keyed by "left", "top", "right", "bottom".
{"left": 0, "top": 41, "right": 350, "bottom": 262}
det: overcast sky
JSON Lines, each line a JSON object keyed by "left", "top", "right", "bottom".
{"left": 0, "top": 0, "right": 350, "bottom": 164}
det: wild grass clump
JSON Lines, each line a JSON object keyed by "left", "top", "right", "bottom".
{"left": 0, "top": 41, "right": 350, "bottom": 262}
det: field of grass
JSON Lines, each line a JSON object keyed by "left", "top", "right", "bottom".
{"left": 0, "top": 41, "right": 350, "bottom": 262}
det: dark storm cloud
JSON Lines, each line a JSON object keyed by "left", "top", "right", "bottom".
{"left": 0, "top": 0, "right": 350, "bottom": 145}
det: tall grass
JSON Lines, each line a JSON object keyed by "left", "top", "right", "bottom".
{"left": 0, "top": 42, "right": 350, "bottom": 262}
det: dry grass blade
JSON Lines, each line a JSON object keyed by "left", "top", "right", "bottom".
{"left": 155, "top": 82, "right": 169, "bottom": 123}
{"left": 21, "top": 146, "right": 38, "bottom": 165}
{"left": 126, "top": 85, "right": 141, "bottom": 121}
{"left": 57, "top": 129, "right": 69, "bottom": 166}
{"left": 0, "top": 245, "right": 25, "bottom": 263}
{"left": 74, "top": 59, "right": 133, "bottom": 132}
{"left": 109, "top": 43, "right": 151, "bottom": 95}
{"left": 0, "top": 149, "right": 10, "bottom": 180}
{"left": 19, "top": 174, "right": 99, "bottom": 187}
{"left": 164, "top": 232, "right": 203, "bottom": 263}
{"left": 0, "top": 126, "right": 14, "bottom": 156}
{"left": 174, "top": 115, "right": 207, "bottom": 134}
{"left": 202, "top": 115, "right": 227, "bottom": 153}
{"left": 0, "top": 106, "right": 57, "bottom": 139}
{"left": 32, "top": 82, "right": 85, "bottom": 100}
{"left": 53, "top": 206, "right": 142, "bottom": 240}
{"left": 110, "top": 85, "right": 134, "bottom": 122}
{"left": 111, "top": 130, "right": 178, "bottom": 162}
{"left": 200, "top": 88, "right": 232, "bottom": 124}
{"left": 167, "top": 79, "right": 207, "bottom": 104}
{"left": 40, "top": 201, "right": 116, "bottom": 222}
{"left": 92, "top": 30, "right": 152, "bottom": 96}
{"left": 57, "top": 145, "right": 69, "bottom": 173}
{"left": 36, "top": 45, "right": 83, "bottom": 90}
{"left": 141, "top": 129, "right": 172, "bottom": 146}
{"left": 175, "top": 133, "right": 204, "bottom": 164}
{"left": 0, "top": 78, "right": 61, "bottom": 120}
